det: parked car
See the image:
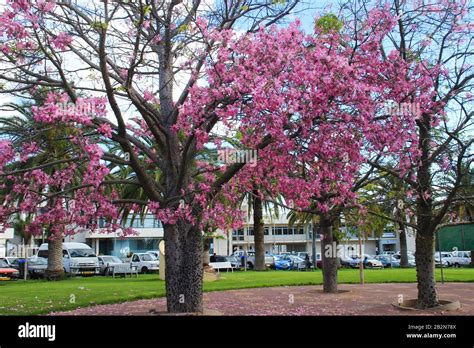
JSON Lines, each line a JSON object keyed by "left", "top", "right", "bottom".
{"left": 0, "top": 257, "right": 20, "bottom": 269}
{"left": 362, "top": 255, "right": 384, "bottom": 269}
{"left": 448, "top": 250, "right": 471, "bottom": 267}
{"left": 393, "top": 254, "right": 416, "bottom": 267}
{"left": 130, "top": 253, "right": 159, "bottom": 273}
{"left": 340, "top": 255, "right": 360, "bottom": 268}
{"left": 146, "top": 250, "right": 160, "bottom": 260}
{"left": 296, "top": 252, "right": 309, "bottom": 259}
{"left": 225, "top": 256, "right": 241, "bottom": 270}
{"left": 406, "top": 255, "right": 416, "bottom": 267}
{"left": 0, "top": 259, "right": 20, "bottom": 280}
{"left": 380, "top": 251, "right": 397, "bottom": 256}
{"left": 374, "top": 255, "right": 400, "bottom": 268}
{"left": 27, "top": 257, "right": 48, "bottom": 279}
{"left": 434, "top": 252, "right": 454, "bottom": 266}
{"left": 37, "top": 242, "right": 100, "bottom": 276}
{"left": 272, "top": 255, "right": 292, "bottom": 270}
{"left": 232, "top": 250, "right": 274, "bottom": 269}
{"left": 434, "top": 258, "right": 449, "bottom": 268}
{"left": 98, "top": 256, "right": 124, "bottom": 275}
{"left": 286, "top": 255, "right": 308, "bottom": 270}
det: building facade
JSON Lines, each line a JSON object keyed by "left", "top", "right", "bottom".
{"left": 1, "top": 209, "right": 416, "bottom": 258}
{"left": 0, "top": 228, "right": 13, "bottom": 257}
{"left": 215, "top": 208, "right": 416, "bottom": 257}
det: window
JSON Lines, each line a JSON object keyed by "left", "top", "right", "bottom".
{"left": 132, "top": 255, "right": 139, "bottom": 262}
{"left": 141, "top": 254, "right": 154, "bottom": 261}
{"left": 37, "top": 250, "right": 48, "bottom": 258}
{"left": 232, "top": 229, "right": 245, "bottom": 241}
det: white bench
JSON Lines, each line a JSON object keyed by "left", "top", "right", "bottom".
{"left": 209, "top": 261, "right": 234, "bottom": 273}
{"left": 111, "top": 264, "right": 138, "bottom": 278}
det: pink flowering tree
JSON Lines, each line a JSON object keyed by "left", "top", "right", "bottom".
{"left": 342, "top": 0, "right": 474, "bottom": 308}
{"left": 250, "top": 8, "right": 437, "bottom": 293}
{"left": 0, "top": 94, "right": 131, "bottom": 278}
{"left": 0, "top": 0, "right": 306, "bottom": 313}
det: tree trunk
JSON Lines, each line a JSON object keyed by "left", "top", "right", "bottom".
{"left": 414, "top": 112, "right": 439, "bottom": 308}
{"left": 202, "top": 237, "right": 211, "bottom": 267}
{"left": 320, "top": 215, "right": 338, "bottom": 293}
{"left": 253, "top": 188, "right": 266, "bottom": 271}
{"left": 45, "top": 237, "right": 65, "bottom": 280}
{"left": 398, "top": 221, "right": 409, "bottom": 268}
{"left": 163, "top": 219, "right": 203, "bottom": 313}
{"left": 415, "top": 232, "right": 438, "bottom": 308}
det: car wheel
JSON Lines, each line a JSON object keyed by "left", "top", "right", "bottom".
{"left": 454, "top": 263, "right": 460, "bottom": 268}
{"left": 141, "top": 267, "right": 148, "bottom": 274}
{"left": 247, "top": 262, "right": 254, "bottom": 270}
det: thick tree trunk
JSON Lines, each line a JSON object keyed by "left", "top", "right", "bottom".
{"left": 398, "top": 222, "right": 409, "bottom": 268}
{"left": 253, "top": 188, "right": 266, "bottom": 271}
{"left": 163, "top": 219, "right": 203, "bottom": 313}
{"left": 415, "top": 232, "right": 438, "bottom": 308}
{"left": 45, "top": 237, "right": 65, "bottom": 280}
{"left": 320, "top": 215, "right": 338, "bottom": 293}
{"left": 414, "top": 113, "right": 439, "bottom": 308}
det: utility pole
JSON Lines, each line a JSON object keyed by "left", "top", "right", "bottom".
{"left": 312, "top": 222, "right": 317, "bottom": 270}
{"left": 358, "top": 231, "right": 364, "bottom": 285}
{"left": 436, "top": 230, "right": 444, "bottom": 284}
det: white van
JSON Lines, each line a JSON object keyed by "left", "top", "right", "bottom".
{"left": 37, "top": 242, "right": 100, "bottom": 275}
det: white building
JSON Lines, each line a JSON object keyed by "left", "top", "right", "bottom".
{"left": 213, "top": 207, "right": 416, "bottom": 257}
{"left": 4, "top": 209, "right": 415, "bottom": 258}
{"left": 0, "top": 228, "right": 14, "bottom": 257}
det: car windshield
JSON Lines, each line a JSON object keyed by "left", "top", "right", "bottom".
{"left": 29, "top": 258, "right": 47, "bottom": 265}
{"left": 103, "top": 256, "right": 122, "bottom": 263}
{"left": 69, "top": 249, "right": 96, "bottom": 257}
{"left": 140, "top": 254, "right": 155, "bottom": 261}
{"left": 0, "top": 260, "right": 8, "bottom": 267}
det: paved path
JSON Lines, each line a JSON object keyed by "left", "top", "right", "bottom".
{"left": 51, "top": 282, "right": 474, "bottom": 316}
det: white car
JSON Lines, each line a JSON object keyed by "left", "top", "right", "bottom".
{"left": 0, "top": 257, "right": 20, "bottom": 268}
{"left": 98, "top": 256, "right": 124, "bottom": 276}
{"left": 130, "top": 253, "right": 159, "bottom": 273}
{"left": 380, "top": 251, "right": 397, "bottom": 256}
{"left": 447, "top": 251, "right": 471, "bottom": 267}
{"left": 37, "top": 242, "right": 100, "bottom": 275}
{"left": 362, "top": 255, "right": 384, "bottom": 269}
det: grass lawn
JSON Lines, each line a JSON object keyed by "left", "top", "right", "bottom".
{"left": 0, "top": 268, "right": 473, "bottom": 315}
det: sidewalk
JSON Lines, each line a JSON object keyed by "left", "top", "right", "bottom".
{"left": 51, "top": 282, "right": 474, "bottom": 316}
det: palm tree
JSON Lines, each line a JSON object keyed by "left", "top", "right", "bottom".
{"left": 239, "top": 186, "right": 282, "bottom": 271}
{"left": 360, "top": 174, "right": 416, "bottom": 268}
{"left": 0, "top": 99, "right": 85, "bottom": 279}
{"left": 448, "top": 165, "right": 473, "bottom": 222}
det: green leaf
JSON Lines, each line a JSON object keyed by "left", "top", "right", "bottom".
{"left": 236, "top": 130, "right": 243, "bottom": 141}
{"left": 315, "top": 13, "right": 343, "bottom": 34}
{"left": 143, "top": 5, "right": 151, "bottom": 16}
